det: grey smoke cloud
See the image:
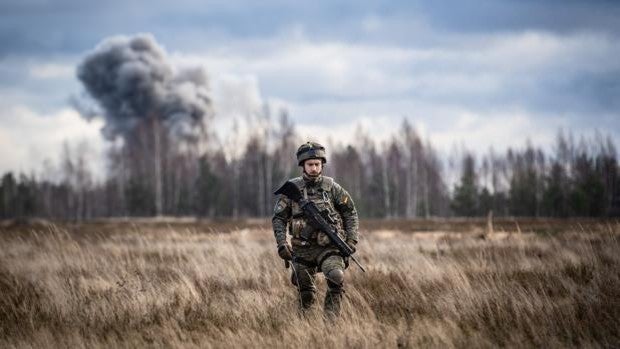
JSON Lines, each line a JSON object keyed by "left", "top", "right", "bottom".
{"left": 76, "top": 33, "right": 211, "bottom": 140}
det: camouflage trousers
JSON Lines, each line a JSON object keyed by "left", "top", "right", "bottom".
{"left": 291, "top": 244, "right": 346, "bottom": 318}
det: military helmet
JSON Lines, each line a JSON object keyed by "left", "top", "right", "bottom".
{"left": 296, "top": 141, "right": 327, "bottom": 166}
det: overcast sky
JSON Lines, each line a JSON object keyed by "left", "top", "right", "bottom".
{"left": 1, "top": 0, "right": 619, "bottom": 177}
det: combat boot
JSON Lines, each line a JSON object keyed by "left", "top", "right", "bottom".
{"left": 300, "top": 290, "right": 316, "bottom": 310}
{"left": 324, "top": 286, "right": 343, "bottom": 319}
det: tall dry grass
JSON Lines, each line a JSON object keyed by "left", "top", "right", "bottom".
{"left": 0, "top": 223, "right": 619, "bottom": 348}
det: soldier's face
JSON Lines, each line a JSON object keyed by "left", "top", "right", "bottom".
{"left": 303, "top": 159, "right": 323, "bottom": 177}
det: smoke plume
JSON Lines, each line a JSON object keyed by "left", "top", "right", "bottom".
{"left": 76, "top": 33, "right": 212, "bottom": 140}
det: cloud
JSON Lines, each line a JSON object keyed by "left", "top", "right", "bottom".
{"left": 296, "top": 114, "right": 397, "bottom": 149}
{"left": 211, "top": 74, "right": 263, "bottom": 120}
{"left": 416, "top": 1, "right": 620, "bottom": 35}
{"left": 0, "top": 55, "right": 80, "bottom": 112}
{"left": 2, "top": 0, "right": 620, "bottom": 59}
{"left": 207, "top": 73, "right": 267, "bottom": 157}
{"left": 29, "top": 63, "right": 74, "bottom": 79}
{"left": 172, "top": 30, "right": 620, "bottom": 114}
{"left": 430, "top": 110, "right": 559, "bottom": 154}
{"left": 174, "top": 40, "right": 417, "bottom": 102}
{"left": 168, "top": 28, "right": 620, "bottom": 160}
{"left": 1, "top": 1, "right": 620, "bottom": 175}
{"left": 0, "top": 106, "right": 106, "bottom": 178}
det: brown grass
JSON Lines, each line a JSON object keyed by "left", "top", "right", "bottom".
{"left": 0, "top": 222, "right": 619, "bottom": 348}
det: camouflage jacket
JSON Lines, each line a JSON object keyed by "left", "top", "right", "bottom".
{"left": 272, "top": 174, "right": 359, "bottom": 248}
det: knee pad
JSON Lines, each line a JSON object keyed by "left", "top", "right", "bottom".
{"left": 325, "top": 269, "right": 344, "bottom": 288}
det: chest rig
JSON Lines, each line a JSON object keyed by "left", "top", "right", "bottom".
{"left": 289, "top": 176, "right": 343, "bottom": 246}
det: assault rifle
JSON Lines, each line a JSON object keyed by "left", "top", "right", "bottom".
{"left": 275, "top": 181, "right": 366, "bottom": 272}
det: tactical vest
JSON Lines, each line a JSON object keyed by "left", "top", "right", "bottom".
{"left": 288, "top": 176, "right": 344, "bottom": 246}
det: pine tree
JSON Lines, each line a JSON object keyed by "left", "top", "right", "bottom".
{"left": 451, "top": 154, "right": 479, "bottom": 217}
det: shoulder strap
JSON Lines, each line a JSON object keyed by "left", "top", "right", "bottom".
{"left": 289, "top": 177, "right": 307, "bottom": 200}
{"left": 290, "top": 176, "right": 305, "bottom": 190}
{"left": 320, "top": 176, "right": 334, "bottom": 192}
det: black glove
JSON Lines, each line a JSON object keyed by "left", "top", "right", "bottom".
{"left": 346, "top": 239, "right": 357, "bottom": 254}
{"left": 277, "top": 243, "right": 293, "bottom": 261}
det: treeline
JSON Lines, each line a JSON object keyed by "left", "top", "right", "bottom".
{"left": 1, "top": 114, "right": 619, "bottom": 220}
{"left": 451, "top": 131, "right": 620, "bottom": 217}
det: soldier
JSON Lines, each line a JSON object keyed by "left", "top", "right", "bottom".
{"left": 272, "top": 141, "right": 359, "bottom": 318}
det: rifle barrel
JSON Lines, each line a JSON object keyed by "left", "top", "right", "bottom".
{"left": 350, "top": 255, "right": 366, "bottom": 273}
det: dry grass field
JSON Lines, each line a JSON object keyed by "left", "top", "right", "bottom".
{"left": 1, "top": 220, "right": 619, "bottom": 348}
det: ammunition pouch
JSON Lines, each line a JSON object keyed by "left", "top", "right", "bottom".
{"left": 287, "top": 175, "right": 344, "bottom": 246}
{"left": 290, "top": 218, "right": 305, "bottom": 238}
{"left": 299, "top": 223, "right": 316, "bottom": 241}
{"left": 317, "top": 231, "right": 330, "bottom": 246}
{"left": 291, "top": 237, "right": 312, "bottom": 247}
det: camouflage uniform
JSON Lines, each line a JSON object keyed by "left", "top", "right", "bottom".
{"left": 272, "top": 172, "right": 359, "bottom": 317}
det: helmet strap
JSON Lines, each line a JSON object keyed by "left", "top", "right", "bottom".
{"left": 302, "top": 168, "right": 322, "bottom": 178}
